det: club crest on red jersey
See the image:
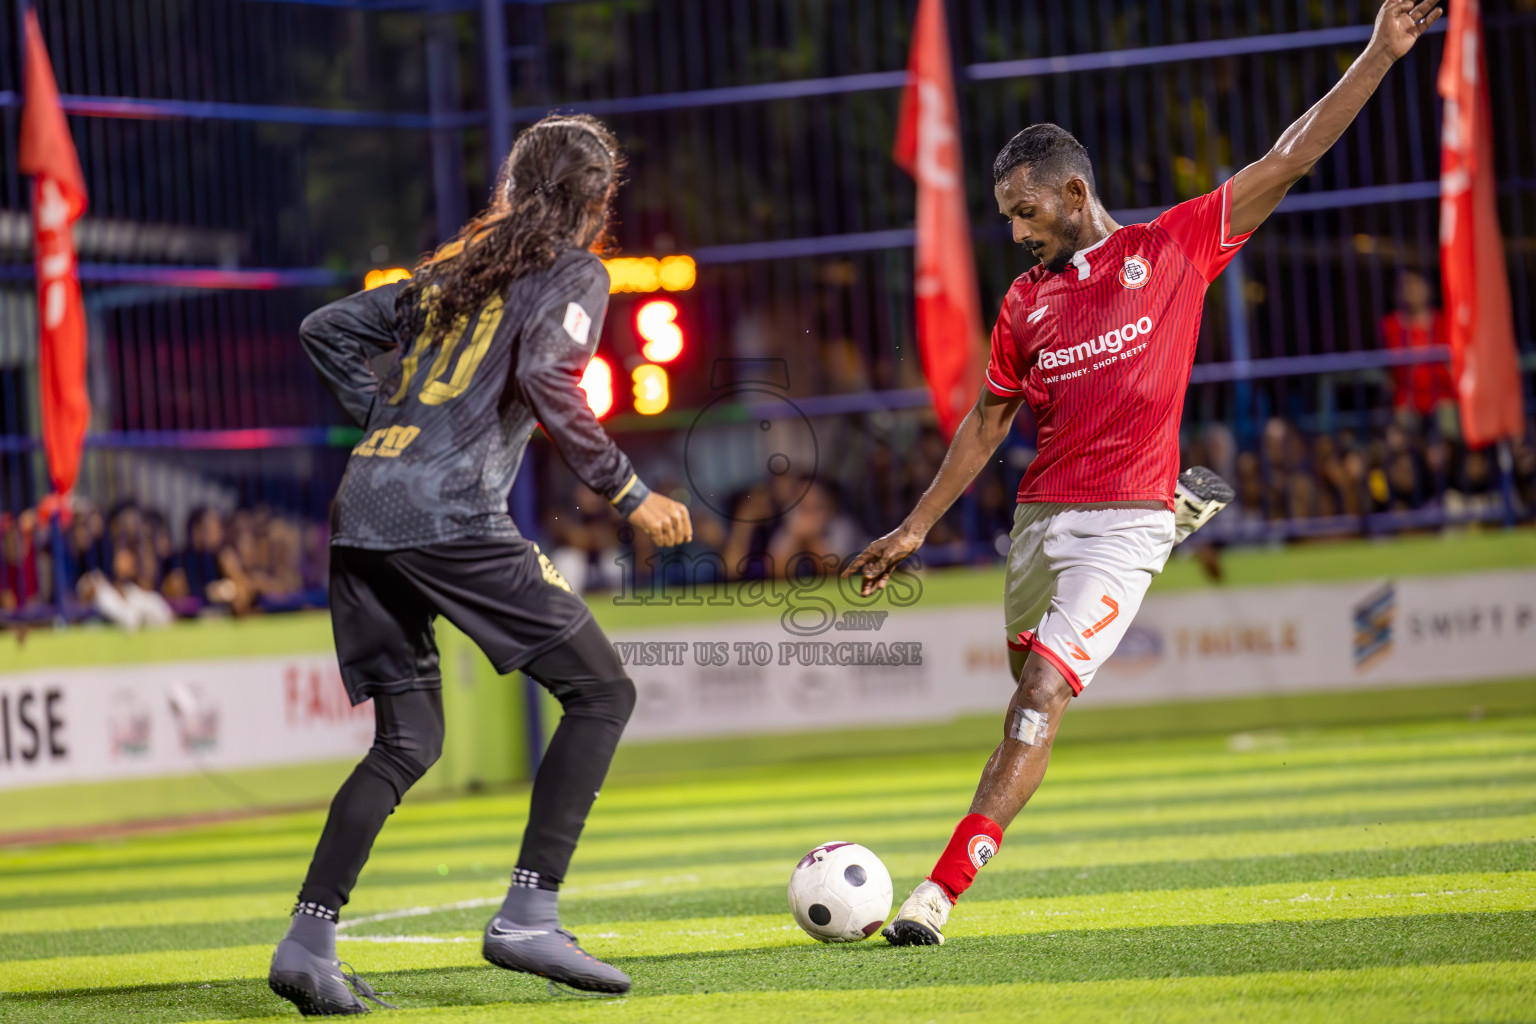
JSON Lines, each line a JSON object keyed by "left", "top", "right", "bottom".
{"left": 1120, "top": 255, "right": 1151, "bottom": 289}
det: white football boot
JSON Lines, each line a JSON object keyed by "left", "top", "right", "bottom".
{"left": 1173, "top": 465, "right": 1235, "bottom": 545}
{"left": 881, "top": 880, "right": 952, "bottom": 946}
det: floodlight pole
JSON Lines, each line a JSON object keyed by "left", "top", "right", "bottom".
{"left": 426, "top": 16, "right": 466, "bottom": 244}
{"left": 481, "top": 0, "right": 512, "bottom": 174}
{"left": 483, "top": 0, "right": 545, "bottom": 776}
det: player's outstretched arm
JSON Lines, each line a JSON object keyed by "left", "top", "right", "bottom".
{"left": 843, "top": 388, "right": 1024, "bottom": 596}
{"left": 1229, "top": 0, "right": 1442, "bottom": 237}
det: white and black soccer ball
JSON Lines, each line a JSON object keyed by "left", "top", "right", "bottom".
{"left": 787, "top": 841, "right": 893, "bottom": 942}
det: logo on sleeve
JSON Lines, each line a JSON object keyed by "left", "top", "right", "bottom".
{"left": 967, "top": 834, "right": 998, "bottom": 870}
{"left": 1119, "top": 255, "right": 1151, "bottom": 289}
{"left": 562, "top": 302, "right": 592, "bottom": 346}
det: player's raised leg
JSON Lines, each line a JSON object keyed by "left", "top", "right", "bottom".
{"left": 1174, "top": 465, "right": 1235, "bottom": 545}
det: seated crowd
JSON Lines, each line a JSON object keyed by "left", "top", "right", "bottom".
{"left": 0, "top": 501, "right": 328, "bottom": 627}
{"left": 2, "top": 410, "right": 1530, "bottom": 620}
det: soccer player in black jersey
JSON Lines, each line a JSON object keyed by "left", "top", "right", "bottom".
{"left": 268, "top": 115, "right": 691, "bottom": 1014}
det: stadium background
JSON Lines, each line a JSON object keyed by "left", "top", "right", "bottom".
{"left": 0, "top": 2, "right": 1534, "bottom": 1022}
{"left": 2, "top": 0, "right": 1534, "bottom": 598}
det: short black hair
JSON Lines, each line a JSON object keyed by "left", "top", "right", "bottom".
{"left": 992, "top": 124, "right": 1097, "bottom": 197}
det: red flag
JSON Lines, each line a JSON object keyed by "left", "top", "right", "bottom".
{"left": 894, "top": 0, "right": 983, "bottom": 441}
{"left": 1438, "top": 0, "right": 1523, "bottom": 448}
{"left": 19, "top": 9, "right": 90, "bottom": 506}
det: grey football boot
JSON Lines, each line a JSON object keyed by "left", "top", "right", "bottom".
{"left": 269, "top": 913, "right": 396, "bottom": 1016}
{"left": 482, "top": 887, "right": 631, "bottom": 994}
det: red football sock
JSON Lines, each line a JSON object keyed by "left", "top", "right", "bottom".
{"left": 926, "top": 813, "right": 1003, "bottom": 903}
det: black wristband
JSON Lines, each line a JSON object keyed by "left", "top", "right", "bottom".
{"left": 609, "top": 474, "right": 651, "bottom": 518}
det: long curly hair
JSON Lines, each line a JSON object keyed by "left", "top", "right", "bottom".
{"left": 398, "top": 114, "right": 623, "bottom": 346}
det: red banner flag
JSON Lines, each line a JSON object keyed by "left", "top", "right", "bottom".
{"left": 894, "top": 0, "right": 983, "bottom": 441}
{"left": 1438, "top": 0, "right": 1523, "bottom": 448}
{"left": 19, "top": 9, "right": 90, "bottom": 506}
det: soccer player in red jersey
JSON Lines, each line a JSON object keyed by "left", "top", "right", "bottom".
{"left": 846, "top": 0, "right": 1443, "bottom": 945}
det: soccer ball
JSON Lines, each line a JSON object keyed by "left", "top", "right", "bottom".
{"left": 787, "top": 841, "right": 893, "bottom": 942}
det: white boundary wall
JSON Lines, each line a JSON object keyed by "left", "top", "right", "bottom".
{"left": 0, "top": 654, "right": 373, "bottom": 790}
{"left": 613, "top": 569, "right": 1536, "bottom": 740}
{"left": 1, "top": 569, "right": 1532, "bottom": 785}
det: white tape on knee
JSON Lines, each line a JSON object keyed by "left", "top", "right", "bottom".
{"left": 1010, "top": 707, "right": 1049, "bottom": 746}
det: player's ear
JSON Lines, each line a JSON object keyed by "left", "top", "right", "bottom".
{"left": 1062, "top": 176, "right": 1089, "bottom": 212}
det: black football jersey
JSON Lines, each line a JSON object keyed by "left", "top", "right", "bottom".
{"left": 300, "top": 249, "right": 649, "bottom": 548}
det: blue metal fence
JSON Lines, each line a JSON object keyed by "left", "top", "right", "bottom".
{"left": 1, "top": 0, "right": 1533, "bottom": 623}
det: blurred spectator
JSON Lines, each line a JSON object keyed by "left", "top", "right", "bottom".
{"left": 1260, "top": 418, "right": 1312, "bottom": 520}
{"left": 142, "top": 510, "right": 176, "bottom": 591}
{"left": 911, "top": 424, "right": 969, "bottom": 557}
{"left": 972, "top": 472, "right": 1016, "bottom": 553}
{"left": 1200, "top": 422, "right": 1239, "bottom": 484}
{"left": 1381, "top": 271, "right": 1457, "bottom": 427}
{"left": 78, "top": 545, "right": 175, "bottom": 631}
{"left": 301, "top": 521, "right": 331, "bottom": 592}
{"left": 63, "top": 504, "right": 111, "bottom": 585}
{"left": 1234, "top": 451, "right": 1265, "bottom": 524}
{"left": 261, "top": 517, "right": 307, "bottom": 603}
{"left": 1381, "top": 422, "right": 1422, "bottom": 511}
{"left": 859, "top": 440, "right": 906, "bottom": 534}
{"left": 723, "top": 472, "right": 804, "bottom": 580}
{"left": 821, "top": 337, "right": 873, "bottom": 394}
{"left": 1313, "top": 434, "right": 1366, "bottom": 517}
{"left": 547, "top": 484, "right": 628, "bottom": 594}
{"left": 1, "top": 510, "right": 40, "bottom": 614}
{"left": 170, "top": 507, "right": 257, "bottom": 615}
{"left": 767, "top": 479, "right": 865, "bottom": 577}
{"left": 231, "top": 507, "right": 306, "bottom": 607}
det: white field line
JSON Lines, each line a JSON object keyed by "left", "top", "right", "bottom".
{"left": 336, "top": 873, "right": 702, "bottom": 934}
{"left": 339, "top": 935, "right": 476, "bottom": 944}
{"left": 338, "top": 897, "right": 500, "bottom": 931}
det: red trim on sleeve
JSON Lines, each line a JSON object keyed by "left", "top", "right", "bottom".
{"left": 1015, "top": 630, "right": 1084, "bottom": 695}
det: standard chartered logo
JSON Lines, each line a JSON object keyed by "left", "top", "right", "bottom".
{"left": 1040, "top": 316, "right": 1154, "bottom": 370}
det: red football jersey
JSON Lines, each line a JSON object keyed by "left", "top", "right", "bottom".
{"left": 986, "top": 180, "right": 1253, "bottom": 509}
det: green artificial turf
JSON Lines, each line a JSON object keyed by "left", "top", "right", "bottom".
{"left": 1, "top": 714, "right": 1532, "bottom": 1023}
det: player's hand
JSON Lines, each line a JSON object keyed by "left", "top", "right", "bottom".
{"left": 1369, "top": 0, "right": 1442, "bottom": 62}
{"left": 842, "top": 525, "right": 924, "bottom": 597}
{"left": 628, "top": 491, "right": 693, "bottom": 548}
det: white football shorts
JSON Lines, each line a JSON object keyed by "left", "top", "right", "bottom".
{"left": 1002, "top": 502, "right": 1176, "bottom": 694}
